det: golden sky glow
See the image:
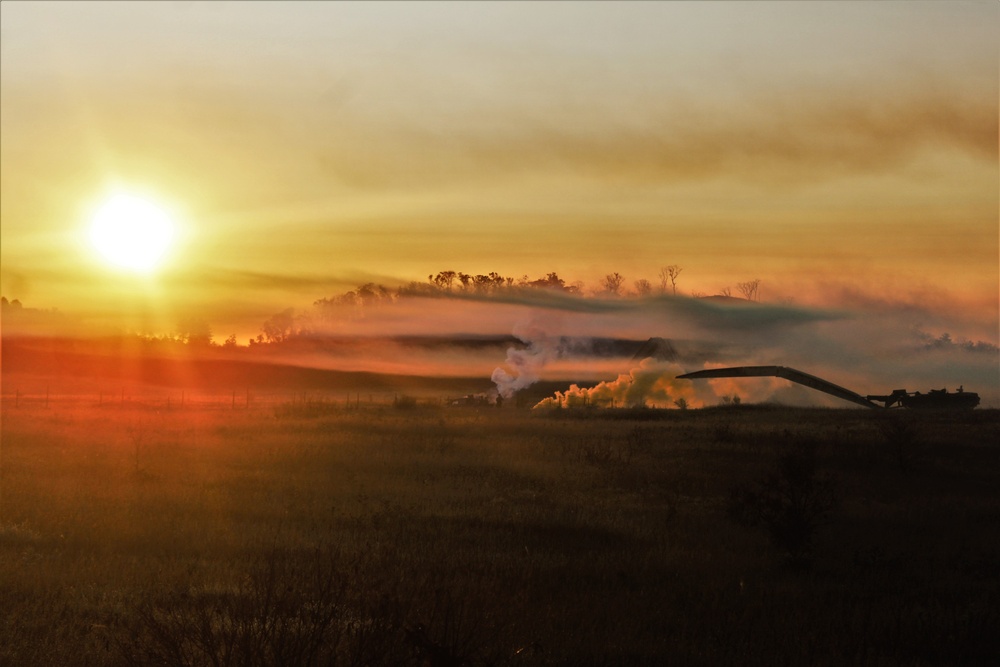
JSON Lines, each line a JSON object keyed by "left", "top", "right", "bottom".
{"left": 1, "top": 1, "right": 997, "bottom": 343}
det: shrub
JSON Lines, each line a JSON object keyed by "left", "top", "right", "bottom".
{"left": 728, "top": 443, "right": 836, "bottom": 567}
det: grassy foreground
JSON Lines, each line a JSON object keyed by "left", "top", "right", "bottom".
{"left": 2, "top": 401, "right": 998, "bottom": 666}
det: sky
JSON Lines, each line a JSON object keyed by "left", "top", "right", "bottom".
{"left": 1, "top": 1, "right": 998, "bottom": 398}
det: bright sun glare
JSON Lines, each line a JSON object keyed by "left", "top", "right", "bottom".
{"left": 89, "top": 194, "right": 175, "bottom": 273}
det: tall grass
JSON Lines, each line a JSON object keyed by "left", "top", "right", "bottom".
{"left": 1, "top": 402, "right": 998, "bottom": 665}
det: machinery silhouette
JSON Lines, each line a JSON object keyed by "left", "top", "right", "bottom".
{"left": 678, "top": 366, "right": 979, "bottom": 410}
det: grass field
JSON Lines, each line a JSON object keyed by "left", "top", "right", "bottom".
{"left": 2, "top": 398, "right": 998, "bottom": 666}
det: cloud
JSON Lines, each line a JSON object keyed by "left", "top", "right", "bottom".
{"left": 313, "top": 82, "right": 998, "bottom": 189}
{"left": 181, "top": 268, "right": 356, "bottom": 292}
{"left": 426, "top": 289, "right": 843, "bottom": 330}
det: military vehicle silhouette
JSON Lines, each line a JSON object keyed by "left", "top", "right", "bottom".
{"left": 678, "top": 366, "right": 979, "bottom": 409}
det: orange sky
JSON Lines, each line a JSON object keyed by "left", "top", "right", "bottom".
{"left": 1, "top": 1, "right": 997, "bottom": 344}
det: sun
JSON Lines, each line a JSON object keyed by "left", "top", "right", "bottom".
{"left": 89, "top": 193, "right": 175, "bottom": 273}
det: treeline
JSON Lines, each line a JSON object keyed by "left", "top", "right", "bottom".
{"left": 256, "top": 271, "right": 583, "bottom": 345}
{"left": 255, "top": 268, "right": 704, "bottom": 345}
{"left": 5, "top": 265, "right": 757, "bottom": 348}
{"left": 312, "top": 266, "right": 747, "bottom": 306}
{"left": 307, "top": 268, "right": 762, "bottom": 322}
{"left": 313, "top": 271, "right": 584, "bottom": 313}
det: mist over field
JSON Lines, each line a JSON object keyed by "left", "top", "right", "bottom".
{"left": 4, "top": 281, "right": 998, "bottom": 409}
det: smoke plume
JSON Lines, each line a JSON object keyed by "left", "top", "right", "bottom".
{"left": 533, "top": 359, "right": 702, "bottom": 409}
{"left": 491, "top": 318, "right": 563, "bottom": 398}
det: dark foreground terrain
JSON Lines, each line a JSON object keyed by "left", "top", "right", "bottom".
{"left": 2, "top": 398, "right": 998, "bottom": 666}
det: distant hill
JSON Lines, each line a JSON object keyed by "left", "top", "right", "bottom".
{"left": 1, "top": 337, "right": 494, "bottom": 395}
{"left": 1, "top": 332, "right": 736, "bottom": 400}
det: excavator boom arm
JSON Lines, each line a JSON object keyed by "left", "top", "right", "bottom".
{"left": 677, "top": 366, "right": 881, "bottom": 409}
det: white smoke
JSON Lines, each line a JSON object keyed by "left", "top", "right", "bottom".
{"left": 491, "top": 318, "right": 562, "bottom": 398}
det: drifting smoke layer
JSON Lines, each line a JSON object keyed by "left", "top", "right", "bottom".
{"left": 534, "top": 359, "right": 699, "bottom": 409}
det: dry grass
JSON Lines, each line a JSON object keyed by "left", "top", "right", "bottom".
{"left": 2, "top": 400, "right": 998, "bottom": 665}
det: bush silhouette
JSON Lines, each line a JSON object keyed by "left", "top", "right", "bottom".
{"left": 728, "top": 442, "right": 836, "bottom": 567}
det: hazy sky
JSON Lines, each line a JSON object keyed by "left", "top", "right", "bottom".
{"left": 1, "top": 1, "right": 997, "bottom": 340}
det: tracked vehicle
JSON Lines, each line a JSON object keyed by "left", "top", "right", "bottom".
{"left": 678, "top": 366, "right": 979, "bottom": 410}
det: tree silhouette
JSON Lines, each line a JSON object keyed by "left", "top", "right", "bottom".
{"left": 354, "top": 283, "right": 391, "bottom": 305}
{"left": 429, "top": 271, "right": 457, "bottom": 291}
{"left": 528, "top": 272, "right": 567, "bottom": 291}
{"left": 602, "top": 272, "right": 625, "bottom": 296}
{"left": 737, "top": 279, "right": 761, "bottom": 302}
{"left": 178, "top": 317, "right": 213, "bottom": 347}
{"left": 659, "top": 265, "right": 683, "bottom": 296}
{"left": 260, "top": 308, "right": 296, "bottom": 343}
{"left": 471, "top": 274, "right": 500, "bottom": 293}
